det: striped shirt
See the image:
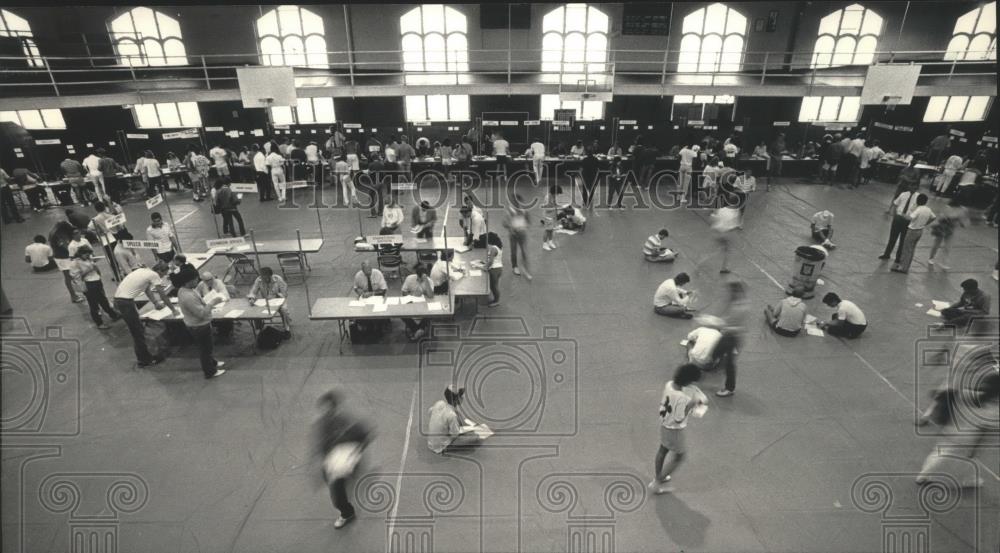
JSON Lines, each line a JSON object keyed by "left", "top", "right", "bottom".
{"left": 643, "top": 234, "right": 665, "bottom": 256}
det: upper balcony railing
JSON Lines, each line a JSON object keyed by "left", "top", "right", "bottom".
{"left": 0, "top": 43, "right": 995, "bottom": 98}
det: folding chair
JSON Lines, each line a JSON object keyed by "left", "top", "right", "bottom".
{"left": 221, "top": 253, "right": 258, "bottom": 285}
{"left": 277, "top": 252, "right": 306, "bottom": 283}
{"left": 376, "top": 247, "right": 404, "bottom": 280}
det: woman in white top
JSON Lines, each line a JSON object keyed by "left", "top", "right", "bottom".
{"left": 526, "top": 139, "right": 546, "bottom": 184}
{"left": 486, "top": 235, "right": 503, "bottom": 307}
{"left": 650, "top": 363, "right": 708, "bottom": 494}
{"left": 892, "top": 193, "right": 935, "bottom": 273}
{"left": 265, "top": 144, "right": 287, "bottom": 202}
{"left": 381, "top": 196, "right": 405, "bottom": 233}
{"left": 71, "top": 245, "right": 120, "bottom": 328}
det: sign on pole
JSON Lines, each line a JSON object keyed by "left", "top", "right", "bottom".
{"left": 230, "top": 182, "right": 259, "bottom": 194}
{"left": 122, "top": 240, "right": 161, "bottom": 250}
{"left": 366, "top": 234, "right": 403, "bottom": 245}
{"left": 206, "top": 237, "right": 248, "bottom": 250}
{"left": 146, "top": 194, "right": 164, "bottom": 209}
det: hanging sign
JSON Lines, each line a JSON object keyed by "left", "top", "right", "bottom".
{"left": 482, "top": 120, "right": 499, "bottom": 126}
{"left": 894, "top": 125, "right": 913, "bottom": 132}
{"left": 620, "top": 120, "right": 637, "bottom": 125}
{"left": 343, "top": 123, "right": 362, "bottom": 129}
{"left": 949, "top": 129, "right": 965, "bottom": 137}
{"left": 688, "top": 120, "right": 705, "bottom": 126}
{"left": 981, "top": 136, "right": 998, "bottom": 143}
{"left": 524, "top": 120, "right": 540, "bottom": 126}
{"left": 367, "top": 234, "right": 403, "bottom": 245}
{"left": 230, "top": 182, "right": 258, "bottom": 193}
{"left": 36, "top": 139, "right": 61, "bottom": 145}
{"left": 773, "top": 121, "right": 791, "bottom": 126}
{"left": 205, "top": 126, "right": 224, "bottom": 132}
{"left": 873, "top": 122, "right": 893, "bottom": 130}
{"left": 105, "top": 213, "right": 127, "bottom": 227}
{"left": 126, "top": 133, "right": 149, "bottom": 139}
{"left": 501, "top": 121, "right": 518, "bottom": 126}
{"left": 162, "top": 129, "right": 199, "bottom": 140}
{"left": 252, "top": 129, "right": 264, "bottom": 137}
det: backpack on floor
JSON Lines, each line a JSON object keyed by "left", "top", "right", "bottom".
{"left": 257, "top": 325, "right": 285, "bottom": 350}
{"left": 349, "top": 320, "right": 384, "bottom": 344}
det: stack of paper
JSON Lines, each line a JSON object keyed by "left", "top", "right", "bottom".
{"left": 254, "top": 298, "right": 285, "bottom": 308}
{"left": 454, "top": 245, "right": 470, "bottom": 253}
{"left": 203, "top": 290, "right": 223, "bottom": 305}
{"left": 804, "top": 324, "right": 824, "bottom": 337}
{"left": 427, "top": 302, "right": 443, "bottom": 311}
{"left": 926, "top": 309, "right": 942, "bottom": 317}
{"left": 932, "top": 300, "right": 950, "bottom": 310}
{"left": 401, "top": 295, "right": 426, "bottom": 304}
{"left": 450, "top": 272, "right": 464, "bottom": 281}
{"left": 804, "top": 314, "right": 817, "bottom": 324}
{"left": 348, "top": 300, "right": 365, "bottom": 308}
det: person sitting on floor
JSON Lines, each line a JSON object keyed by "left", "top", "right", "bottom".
{"left": 653, "top": 272, "right": 696, "bottom": 319}
{"left": 764, "top": 288, "right": 808, "bottom": 337}
{"left": 556, "top": 205, "right": 586, "bottom": 230}
{"left": 25, "top": 235, "right": 56, "bottom": 272}
{"left": 940, "top": 278, "right": 990, "bottom": 329}
{"left": 643, "top": 228, "right": 677, "bottom": 263}
{"left": 400, "top": 264, "right": 435, "bottom": 341}
{"left": 247, "top": 267, "right": 292, "bottom": 337}
{"left": 427, "top": 385, "right": 491, "bottom": 454}
{"left": 818, "top": 292, "right": 867, "bottom": 338}
{"left": 685, "top": 326, "right": 723, "bottom": 370}
{"left": 810, "top": 210, "right": 836, "bottom": 249}
{"left": 352, "top": 260, "right": 388, "bottom": 299}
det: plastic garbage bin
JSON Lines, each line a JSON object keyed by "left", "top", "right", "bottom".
{"left": 787, "top": 245, "right": 827, "bottom": 299}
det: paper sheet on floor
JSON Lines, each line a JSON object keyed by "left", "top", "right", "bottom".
{"left": 372, "top": 303, "right": 388, "bottom": 313}
{"left": 554, "top": 229, "right": 578, "bottom": 235}
{"left": 427, "top": 302, "right": 442, "bottom": 311}
{"left": 805, "top": 325, "right": 824, "bottom": 337}
{"left": 145, "top": 307, "right": 174, "bottom": 320}
{"left": 932, "top": 300, "right": 950, "bottom": 310}
{"left": 348, "top": 300, "right": 365, "bottom": 307}
{"left": 679, "top": 339, "right": 689, "bottom": 346}
{"left": 804, "top": 314, "right": 817, "bottom": 324}
{"left": 224, "top": 309, "right": 244, "bottom": 318}
{"left": 926, "top": 309, "right": 942, "bottom": 317}
{"left": 460, "top": 422, "right": 494, "bottom": 440}
{"left": 254, "top": 298, "right": 284, "bottom": 308}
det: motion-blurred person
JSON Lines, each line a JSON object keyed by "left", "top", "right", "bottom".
{"left": 928, "top": 199, "right": 968, "bottom": 269}
{"left": 312, "top": 391, "right": 373, "bottom": 529}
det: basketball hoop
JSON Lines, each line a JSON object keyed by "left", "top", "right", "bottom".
{"left": 883, "top": 95, "right": 902, "bottom": 112}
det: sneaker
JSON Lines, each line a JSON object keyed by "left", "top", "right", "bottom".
{"left": 550, "top": 241, "right": 559, "bottom": 249}
{"left": 487, "top": 301, "right": 500, "bottom": 308}
{"left": 513, "top": 267, "right": 522, "bottom": 276}
{"left": 927, "top": 259, "right": 935, "bottom": 265}
{"left": 97, "top": 323, "right": 110, "bottom": 330}
{"left": 73, "top": 296, "right": 86, "bottom": 303}
{"left": 216, "top": 361, "right": 225, "bottom": 369}
{"left": 542, "top": 242, "right": 551, "bottom": 251}
{"left": 523, "top": 271, "right": 533, "bottom": 281}
{"left": 333, "top": 516, "right": 354, "bottom": 529}
{"left": 208, "top": 368, "right": 227, "bottom": 379}
{"left": 715, "top": 389, "right": 734, "bottom": 397}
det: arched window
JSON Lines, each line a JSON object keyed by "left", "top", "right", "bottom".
{"left": 400, "top": 5, "right": 469, "bottom": 122}
{"left": 256, "top": 5, "right": 327, "bottom": 68}
{"left": 944, "top": 2, "right": 996, "bottom": 61}
{"left": 811, "top": 4, "right": 882, "bottom": 68}
{"left": 108, "top": 7, "right": 186, "bottom": 66}
{"left": 540, "top": 4, "right": 609, "bottom": 120}
{"left": 678, "top": 3, "right": 746, "bottom": 73}
{"left": 0, "top": 9, "right": 43, "bottom": 68}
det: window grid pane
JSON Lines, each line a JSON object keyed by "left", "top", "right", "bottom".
{"left": 177, "top": 102, "right": 201, "bottom": 127}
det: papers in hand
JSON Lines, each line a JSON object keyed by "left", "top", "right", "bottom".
{"left": 254, "top": 298, "right": 285, "bottom": 308}
{"left": 679, "top": 339, "right": 690, "bottom": 347}
{"left": 931, "top": 300, "right": 950, "bottom": 311}
{"left": 409, "top": 226, "right": 421, "bottom": 234}
{"left": 324, "top": 444, "right": 362, "bottom": 480}
{"left": 202, "top": 290, "right": 223, "bottom": 305}
{"left": 926, "top": 309, "right": 942, "bottom": 317}
{"left": 691, "top": 404, "right": 708, "bottom": 418}
{"left": 460, "top": 422, "right": 494, "bottom": 440}
{"left": 145, "top": 307, "right": 174, "bottom": 321}
{"left": 449, "top": 271, "right": 464, "bottom": 281}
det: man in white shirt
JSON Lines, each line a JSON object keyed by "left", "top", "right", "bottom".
{"left": 252, "top": 144, "right": 274, "bottom": 201}
{"left": 845, "top": 134, "right": 866, "bottom": 187}
{"left": 429, "top": 251, "right": 458, "bottom": 294}
{"left": 493, "top": 132, "right": 510, "bottom": 179}
{"left": 427, "top": 385, "right": 487, "bottom": 453}
{"left": 654, "top": 273, "right": 695, "bottom": 318}
{"left": 810, "top": 210, "right": 835, "bottom": 248}
{"left": 459, "top": 205, "right": 487, "bottom": 248}
{"left": 650, "top": 363, "right": 708, "bottom": 494}
{"left": 685, "top": 326, "right": 723, "bottom": 369}
{"left": 113, "top": 261, "right": 174, "bottom": 366}
{"left": 141, "top": 151, "right": 163, "bottom": 198}
{"left": 146, "top": 212, "right": 178, "bottom": 262}
{"left": 880, "top": 183, "right": 919, "bottom": 262}
{"left": 858, "top": 140, "right": 884, "bottom": 186}
{"left": 400, "top": 264, "right": 435, "bottom": 340}
{"left": 25, "top": 235, "right": 56, "bottom": 271}
{"left": 305, "top": 142, "right": 320, "bottom": 164}
{"left": 677, "top": 145, "right": 699, "bottom": 202}
{"left": 892, "top": 193, "right": 935, "bottom": 273}
{"left": 526, "top": 139, "right": 546, "bottom": 183}
{"left": 380, "top": 196, "right": 404, "bottom": 233}
{"left": 818, "top": 292, "right": 867, "bottom": 338}
{"left": 83, "top": 150, "right": 106, "bottom": 199}
{"left": 209, "top": 144, "right": 230, "bottom": 177}
{"left": 265, "top": 149, "right": 287, "bottom": 201}
{"left": 352, "top": 261, "right": 387, "bottom": 298}
{"left": 67, "top": 228, "right": 93, "bottom": 258}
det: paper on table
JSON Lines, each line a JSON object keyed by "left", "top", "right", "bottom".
{"left": 384, "top": 297, "right": 400, "bottom": 306}
{"left": 401, "top": 295, "right": 426, "bottom": 304}
{"left": 427, "top": 302, "right": 442, "bottom": 311}
{"left": 224, "top": 309, "right": 244, "bottom": 318}
{"left": 449, "top": 272, "right": 464, "bottom": 281}
{"left": 363, "top": 296, "right": 383, "bottom": 305}
{"left": 348, "top": 300, "right": 365, "bottom": 307}
{"left": 926, "top": 309, "right": 942, "bottom": 317}
{"left": 454, "top": 245, "right": 470, "bottom": 253}
{"left": 145, "top": 307, "right": 174, "bottom": 320}
{"left": 469, "top": 269, "right": 483, "bottom": 277}
{"left": 254, "top": 298, "right": 285, "bottom": 308}
{"left": 932, "top": 300, "right": 950, "bottom": 310}
{"left": 804, "top": 314, "right": 817, "bottom": 324}
{"left": 806, "top": 326, "right": 825, "bottom": 337}
{"left": 372, "top": 303, "right": 389, "bottom": 313}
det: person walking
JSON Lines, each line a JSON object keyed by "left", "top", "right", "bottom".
{"left": 113, "top": 261, "right": 174, "bottom": 367}
{"left": 174, "top": 266, "right": 226, "bottom": 379}
{"left": 714, "top": 281, "right": 748, "bottom": 397}
{"left": 141, "top": 150, "right": 163, "bottom": 198}
{"left": 927, "top": 198, "right": 968, "bottom": 270}
{"left": 504, "top": 195, "right": 532, "bottom": 280}
{"left": 214, "top": 180, "right": 246, "bottom": 237}
{"left": 70, "top": 245, "right": 120, "bottom": 329}
{"left": 49, "top": 220, "right": 85, "bottom": 303}
{"left": 892, "top": 193, "right": 935, "bottom": 273}
{"left": 313, "top": 390, "right": 374, "bottom": 529}
{"left": 649, "top": 363, "right": 709, "bottom": 494}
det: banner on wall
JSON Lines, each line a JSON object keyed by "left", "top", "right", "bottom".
{"left": 620, "top": 120, "right": 637, "bottom": 125}
{"left": 36, "top": 139, "right": 61, "bottom": 145}
{"left": 982, "top": 136, "right": 998, "bottom": 143}
{"left": 773, "top": 121, "right": 791, "bottom": 126}
{"left": 500, "top": 121, "right": 518, "bottom": 126}
{"left": 205, "top": 126, "right": 224, "bottom": 132}
{"left": 343, "top": 123, "right": 362, "bottom": 129}
{"left": 949, "top": 129, "right": 966, "bottom": 137}
{"left": 162, "top": 129, "right": 199, "bottom": 140}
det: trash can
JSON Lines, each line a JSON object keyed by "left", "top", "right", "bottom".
{"left": 787, "top": 245, "right": 827, "bottom": 299}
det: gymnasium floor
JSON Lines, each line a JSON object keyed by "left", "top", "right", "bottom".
{"left": 2, "top": 173, "right": 997, "bottom": 553}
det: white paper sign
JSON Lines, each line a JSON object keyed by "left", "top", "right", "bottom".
{"left": 205, "top": 126, "right": 224, "bottom": 132}
{"left": 106, "top": 213, "right": 127, "bottom": 227}
{"left": 122, "top": 239, "right": 160, "bottom": 249}
{"left": 230, "top": 182, "right": 258, "bottom": 193}
{"left": 252, "top": 129, "right": 264, "bottom": 137}
{"left": 367, "top": 234, "right": 403, "bottom": 245}
{"left": 206, "top": 237, "right": 247, "bottom": 249}
{"left": 36, "top": 139, "right": 61, "bottom": 145}
{"left": 126, "top": 133, "right": 149, "bottom": 139}
{"left": 145, "top": 194, "right": 164, "bottom": 209}
{"left": 524, "top": 120, "right": 540, "bottom": 126}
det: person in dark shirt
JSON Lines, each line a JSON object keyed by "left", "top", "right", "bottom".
{"left": 49, "top": 220, "right": 85, "bottom": 303}
{"left": 941, "top": 279, "right": 991, "bottom": 328}
{"left": 214, "top": 180, "right": 245, "bottom": 237}
{"left": 579, "top": 148, "right": 600, "bottom": 208}
{"left": 367, "top": 153, "right": 386, "bottom": 217}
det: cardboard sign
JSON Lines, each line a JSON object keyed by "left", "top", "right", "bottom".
{"left": 206, "top": 237, "right": 247, "bottom": 250}
{"left": 106, "top": 213, "right": 127, "bottom": 227}
{"left": 982, "top": 136, "right": 998, "bottom": 143}
{"left": 36, "top": 139, "right": 61, "bottom": 145}
{"left": 145, "top": 194, "right": 164, "bottom": 209}
{"left": 367, "top": 234, "right": 403, "bottom": 245}
{"left": 230, "top": 182, "right": 258, "bottom": 193}
{"left": 551, "top": 120, "right": 570, "bottom": 127}
{"left": 126, "top": 133, "right": 149, "bottom": 139}
{"left": 122, "top": 239, "right": 160, "bottom": 250}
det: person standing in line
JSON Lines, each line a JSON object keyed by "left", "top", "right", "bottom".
{"left": 396, "top": 136, "right": 416, "bottom": 180}
{"left": 70, "top": 245, "right": 120, "bottom": 329}
{"left": 410, "top": 200, "right": 437, "bottom": 240}
{"left": 579, "top": 147, "right": 600, "bottom": 208}
{"left": 133, "top": 154, "right": 148, "bottom": 195}
{"left": 504, "top": 195, "right": 532, "bottom": 280}
{"left": 649, "top": 363, "right": 709, "bottom": 494}
{"left": 114, "top": 238, "right": 144, "bottom": 275}
{"left": 209, "top": 143, "right": 230, "bottom": 180}
{"left": 83, "top": 149, "right": 105, "bottom": 200}
{"left": 526, "top": 137, "right": 546, "bottom": 185}
{"left": 892, "top": 193, "right": 935, "bottom": 273}
{"left": 926, "top": 133, "right": 951, "bottom": 165}
{"left": 141, "top": 150, "right": 163, "bottom": 198}
{"left": 25, "top": 235, "right": 56, "bottom": 272}
{"left": 710, "top": 192, "right": 741, "bottom": 274}
{"left": 845, "top": 134, "right": 866, "bottom": 188}
{"left": 60, "top": 155, "right": 91, "bottom": 204}
{"left": 192, "top": 148, "right": 212, "bottom": 202}
{"left": 174, "top": 266, "right": 226, "bottom": 379}
{"left": 265, "top": 143, "right": 287, "bottom": 202}
{"left": 492, "top": 132, "right": 510, "bottom": 182}
{"left": 146, "top": 212, "right": 179, "bottom": 263}
{"left": 886, "top": 159, "right": 920, "bottom": 213}
{"left": 49, "top": 220, "right": 85, "bottom": 303}
{"left": 114, "top": 261, "right": 174, "bottom": 367}
{"left": 312, "top": 390, "right": 373, "bottom": 529}
{"left": 335, "top": 156, "right": 353, "bottom": 206}
{"left": 817, "top": 292, "right": 867, "bottom": 338}
{"left": 486, "top": 233, "right": 503, "bottom": 308}
{"left": 215, "top": 180, "right": 246, "bottom": 237}
{"left": 880, "top": 183, "right": 919, "bottom": 262}
{"left": 767, "top": 133, "right": 785, "bottom": 186}
{"left": 927, "top": 198, "right": 968, "bottom": 270}
{"left": 367, "top": 152, "right": 387, "bottom": 217}
{"left": 252, "top": 144, "right": 273, "bottom": 201}
{"left": 677, "top": 144, "right": 698, "bottom": 204}
{"left": 67, "top": 228, "right": 93, "bottom": 259}
{"left": 857, "top": 139, "right": 884, "bottom": 187}
{"left": 638, "top": 141, "right": 658, "bottom": 190}
{"left": 97, "top": 151, "right": 121, "bottom": 202}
